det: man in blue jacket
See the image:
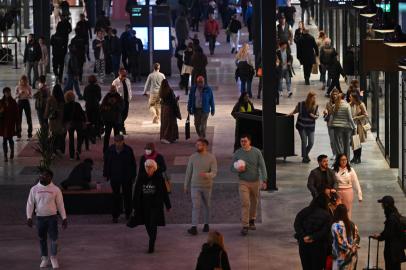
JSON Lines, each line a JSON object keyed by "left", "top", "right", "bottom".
{"left": 187, "top": 76, "right": 215, "bottom": 139}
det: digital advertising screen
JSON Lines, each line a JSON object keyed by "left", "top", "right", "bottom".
{"left": 133, "top": 27, "right": 149, "bottom": 51}
{"left": 153, "top": 27, "right": 170, "bottom": 50}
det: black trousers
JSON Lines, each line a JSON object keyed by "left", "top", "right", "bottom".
{"left": 247, "top": 18, "right": 253, "bottom": 41}
{"left": 122, "top": 100, "right": 129, "bottom": 129}
{"left": 103, "top": 123, "right": 120, "bottom": 154}
{"left": 298, "top": 243, "right": 326, "bottom": 270}
{"left": 110, "top": 180, "right": 133, "bottom": 219}
{"left": 52, "top": 56, "right": 65, "bottom": 83}
{"left": 181, "top": 74, "right": 190, "bottom": 94}
{"left": 54, "top": 132, "right": 66, "bottom": 154}
{"left": 86, "top": 106, "right": 101, "bottom": 139}
{"left": 326, "top": 77, "right": 341, "bottom": 94}
{"left": 129, "top": 53, "right": 140, "bottom": 80}
{"left": 3, "top": 137, "right": 14, "bottom": 156}
{"left": 122, "top": 52, "right": 129, "bottom": 71}
{"left": 67, "top": 126, "right": 83, "bottom": 159}
{"left": 208, "top": 35, "right": 216, "bottom": 54}
{"left": 303, "top": 64, "right": 312, "bottom": 81}
{"left": 17, "top": 99, "right": 33, "bottom": 138}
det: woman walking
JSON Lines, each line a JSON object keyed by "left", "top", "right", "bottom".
{"left": 44, "top": 84, "right": 66, "bottom": 154}
{"left": 63, "top": 91, "right": 86, "bottom": 160}
{"left": 294, "top": 21, "right": 306, "bottom": 44}
{"left": 333, "top": 154, "right": 362, "bottom": 218}
{"left": 138, "top": 142, "right": 167, "bottom": 177}
{"left": 195, "top": 231, "right": 231, "bottom": 270}
{"left": 181, "top": 42, "right": 194, "bottom": 95}
{"left": 289, "top": 91, "right": 319, "bottom": 163}
{"left": 191, "top": 46, "right": 208, "bottom": 86}
{"left": 159, "top": 79, "right": 179, "bottom": 144}
{"left": 132, "top": 159, "right": 171, "bottom": 253}
{"left": 235, "top": 43, "right": 255, "bottom": 98}
{"left": 0, "top": 87, "right": 19, "bottom": 162}
{"left": 330, "top": 91, "right": 356, "bottom": 160}
{"left": 83, "top": 75, "right": 102, "bottom": 144}
{"left": 15, "top": 75, "right": 33, "bottom": 141}
{"left": 331, "top": 204, "right": 360, "bottom": 270}
{"left": 231, "top": 92, "right": 254, "bottom": 151}
{"left": 323, "top": 89, "right": 340, "bottom": 160}
{"left": 349, "top": 92, "right": 367, "bottom": 164}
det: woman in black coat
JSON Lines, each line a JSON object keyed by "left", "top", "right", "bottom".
{"left": 132, "top": 159, "right": 171, "bottom": 254}
{"left": 138, "top": 142, "right": 167, "bottom": 177}
{"left": 196, "top": 231, "right": 231, "bottom": 270}
{"left": 372, "top": 196, "right": 406, "bottom": 270}
{"left": 83, "top": 75, "right": 101, "bottom": 144}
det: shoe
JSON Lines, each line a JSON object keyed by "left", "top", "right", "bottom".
{"left": 50, "top": 256, "right": 59, "bottom": 269}
{"left": 161, "top": 139, "right": 171, "bottom": 144}
{"left": 288, "top": 92, "right": 293, "bottom": 98}
{"left": 152, "top": 117, "right": 158, "bottom": 124}
{"left": 241, "top": 227, "right": 249, "bottom": 236}
{"left": 112, "top": 218, "right": 118, "bottom": 224}
{"left": 187, "top": 226, "right": 198, "bottom": 235}
{"left": 40, "top": 256, "right": 49, "bottom": 268}
{"left": 302, "top": 157, "right": 310, "bottom": 163}
{"left": 148, "top": 242, "right": 155, "bottom": 253}
{"left": 249, "top": 220, "right": 256, "bottom": 230}
{"left": 122, "top": 127, "right": 127, "bottom": 135}
{"left": 305, "top": 80, "right": 310, "bottom": 85}
{"left": 203, "top": 224, "right": 210, "bottom": 232}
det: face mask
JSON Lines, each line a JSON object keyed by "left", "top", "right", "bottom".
{"left": 145, "top": 149, "right": 152, "bottom": 155}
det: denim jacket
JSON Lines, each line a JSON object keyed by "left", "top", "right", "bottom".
{"left": 187, "top": 86, "right": 215, "bottom": 115}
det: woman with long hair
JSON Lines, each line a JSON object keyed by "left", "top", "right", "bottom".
{"left": 348, "top": 92, "right": 367, "bottom": 164}
{"left": 332, "top": 154, "right": 362, "bottom": 218}
{"left": 330, "top": 90, "right": 356, "bottom": 160}
{"left": 294, "top": 21, "right": 306, "bottom": 44}
{"left": 196, "top": 231, "right": 231, "bottom": 270}
{"left": 235, "top": 43, "right": 255, "bottom": 97}
{"left": 331, "top": 204, "right": 360, "bottom": 270}
{"left": 323, "top": 89, "right": 340, "bottom": 160}
{"left": 159, "top": 79, "right": 179, "bottom": 144}
{"left": 0, "top": 87, "right": 19, "bottom": 162}
{"left": 15, "top": 74, "right": 33, "bottom": 141}
{"left": 44, "top": 84, "right": 66, "bottom": 154}
{"left": 289, "top": 91, "right": 319, "bottom": 163}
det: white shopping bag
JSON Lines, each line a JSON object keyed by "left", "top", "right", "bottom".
{"left": 352, "top": 134, "right": 361, "bottom": 150}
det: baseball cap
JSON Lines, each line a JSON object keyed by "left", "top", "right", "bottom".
{"left": 377, "top": 195, "right": 395, "bottom": 205}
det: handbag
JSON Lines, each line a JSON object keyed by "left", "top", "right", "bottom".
{"left": 311, "top": 63, "right": 318, "bottom": 74}
{"left": 185, "top": 114, "right": 191, "bottom": 140}
{"left": 163, "top": 172, "right": 172, "bottom": 193}
{"left": 362, "top": 118, "right": 371, "bottom": 132}
{"left": 352, "top": 134, "right": 361, "bottom": 150}
{"left": 174, "top": 99, "right": 182, "bottom": 120}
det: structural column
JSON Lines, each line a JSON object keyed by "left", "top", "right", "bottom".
{"left": 33, "top": 0, "right": 50, "bottom": 71}
{"left": 260, "top": 0, "right": 277, "bottom": 190}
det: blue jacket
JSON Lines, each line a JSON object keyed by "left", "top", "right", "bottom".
{"left": 187, "top": 86, "right": 215, "bottom": 115}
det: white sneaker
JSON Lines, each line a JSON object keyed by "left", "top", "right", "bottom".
{"left": 161, "top": 139, "right": 171, "bottom": 144}
{"left": 40, "top": 256, "right": 49, "bottom": 268}
{"left": 50, "top": 256, "right": 59, "bottom": 269}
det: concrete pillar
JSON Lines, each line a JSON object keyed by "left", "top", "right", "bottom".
{"left": 23, "top": 0, "right": 30, "bottom": 29}
{"left": 33, "top": 0, "right": 51, "bottom": 72}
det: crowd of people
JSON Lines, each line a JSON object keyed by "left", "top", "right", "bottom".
{"left": 0, "top": 1, "right": 403, "bottom": 269}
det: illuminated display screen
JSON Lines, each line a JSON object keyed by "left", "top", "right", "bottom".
{"left": 133, "top": 27, "right": 149, "bottom": 51}
{"left": 153, "top": 27, "right": 170, "bottom": 50}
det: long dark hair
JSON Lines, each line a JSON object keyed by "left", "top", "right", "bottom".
{"left": 333, "top": 204, "right": 352, "bottom": 237}
{"left": 333, "top": 153, "right": 352, "bottom": 173}
{"left": 159, "top": 79, "right": 171, "bottom": 99}
{"left": 52, "top": 84, "right": 65, "bottom": 104}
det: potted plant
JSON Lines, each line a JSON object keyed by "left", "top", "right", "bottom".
{"left": 33, "top": 127, "right": 56, "bottom": 171}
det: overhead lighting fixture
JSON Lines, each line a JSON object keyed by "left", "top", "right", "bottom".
{"left": 372, "top": 8, "right": 395, "bottom": 33}
{"left": 360, "top": 0, "right": 378, "bottom": 17}
{"left": 353, "top": 0, "right": 367, "bottom": 9}
{"left": 398, "top": 57, "right": 406, "bottom": 70}
{"left": 384, "top": 25, "right": 406, "bottom": 47}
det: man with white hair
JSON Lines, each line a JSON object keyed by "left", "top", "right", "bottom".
{"left": 319, "top": 38, "right": 336, "bottom": 91}
{"left": 184, "top": 138, "right": 218, "bottom": 235}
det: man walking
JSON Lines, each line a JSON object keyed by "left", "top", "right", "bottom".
{"left": 51, "top": 29, "right": 68, "bottom": 83}
{"left": 307, "top": 154, "right": 337, "bottom": 198}
{"left": 228, "top": 13, "right": 242, "bottom": 54}
{"left": 112, "top": 68, "right": 132, "bottom": 134}
{"left": 129, "top": 30, "right": 144, "bottom": 82}
{"left": 64, "top": 45, "right": 83, "bottom": 98}
{"left": 231, "top": 134, "right": 267, "bottom": 236}
{"left": 103, "top": 135, "right": 137, "bottom": 223}
{"left": 26, "top": 169, "right": 68, "bottom": 269}
{"left": 120, "top": 24, "right": 133, "bottom": 71}
{"left": 276, "top": 41, "right": 293, "bottom": 98}
{"left": 296, "top": 29, "right": 318, "bottom": 85}
{"left": 187, "top": 76, "right": 215, "bottom": 139}
{"left": 24, "top": 34, "right": 42, "bottom": 88}
{"left": 143, "top": 63, "right": 165, "bottom": 124}
{"left": 204, "top": 13, "right": 220, "bottom": 55}
{"left": 109, "top": 29, "right": 122, "bottom": 78}
{"left": 184, "top": 138, "right": 218, "bottom": 235}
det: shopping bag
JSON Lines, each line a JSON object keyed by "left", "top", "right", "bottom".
{"left": 185, "top": 114, "right": 191, "bottom": 140}
{"left": 363, "top": 118, "right": 372, "bottom": 132}
{"left": 352, "top": 134, "right": 361, "bottom": 150}
{"left": 311, "top": 63, "right": 318, "bottom": 74}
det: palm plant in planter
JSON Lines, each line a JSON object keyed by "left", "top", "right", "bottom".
{"left": 33, "top": 127, "right": 56, "bottom": 171}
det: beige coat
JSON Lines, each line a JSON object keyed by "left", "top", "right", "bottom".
{"left": 44, "top": 96, "right": 65, "bottom": 135}
{"left": 351, "top": 102, "right": 368, "bottom": 143}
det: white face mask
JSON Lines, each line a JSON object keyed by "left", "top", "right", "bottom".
{"left": 145, "top": 149, "right": 152, "bottom": 155}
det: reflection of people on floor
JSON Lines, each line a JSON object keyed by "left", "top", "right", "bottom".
{"left": 61, "top": 158, "right": 94, "bottom": 190}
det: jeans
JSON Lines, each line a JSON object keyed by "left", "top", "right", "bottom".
{"left": 111, "top": 54, "right": 120, "bottom": 77}
{"left": 298, "top": 128, "right": 314, "bottom": 158}
{"left": 17, "top": 99, "right": 33, "bottom": 138}
{"left": 239, "top": 180, "right": 260, "bottom": 227}
{"left": 37, "top": 215, "right": 58, "bottom": 257}
{"left": 26, "top": 61, "right": 39, "bottom": 87}
{"left": 193, "top": 109, "right": 209, "bottom": 138}
{"left": 208, "top": 35, "right": 216, "bottom": 54}
{"left": 64, "top": 74, "right": 82, "bottom": 97}
{"left": 110, "top": 179, "right": 133, "bottom": 218}
{"left": 67, "top": 125, "right": 83, "bottom": 159}
{"left": 279, "top": 69, "right": 292, "bottom": 94}
{"left": 103, "top": 123, "right": 120, "bottom": 154}
{"left": 2, "top": 137, "right": 14, "bottom": 156}
{"left": 333, "top": 127, "right": 353, "bottom": 160}
{"left": 230, "top": 32, "right": 239, "bottom": 50}
{"left": 191, "top": 187, "right": 212, "bottom": 226}
{"left": 54, "top": 132, "right": 66, "bottom": 154}
{"left": 240, "top": 79, "right": 253, "bottom": 97}
{"left": 327, "top": 126, "right": 337, "bottom": 156}
{"left": 95, "top": 58, "right": 105, "bottom": 82}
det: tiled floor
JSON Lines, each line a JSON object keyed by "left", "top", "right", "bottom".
{"left": 0, "top": 7, "right": 405, "bottom": 270}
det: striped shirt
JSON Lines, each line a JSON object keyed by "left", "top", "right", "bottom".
{"left": 330, "top": 101, "right": 356, "bottom": 129}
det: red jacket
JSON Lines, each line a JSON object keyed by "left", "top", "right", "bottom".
{"left": 205, "top": 19, "right": 220, "bottom": 36}
{"left": 0, "top": 97, "right": 19, "bottom": 138}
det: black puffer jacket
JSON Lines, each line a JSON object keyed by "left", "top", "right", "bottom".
{"left": 195, "top": 243, "right": 231, "bottom": 270}
{"left": 378, "top": 213, "right": 406, "bottom": 264}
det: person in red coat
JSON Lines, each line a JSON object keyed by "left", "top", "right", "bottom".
{"left": 204, "top": 13, "right": 220, "bottom": 55}
{"left": 0, "top": 87, "right": 19, "bottom": 162}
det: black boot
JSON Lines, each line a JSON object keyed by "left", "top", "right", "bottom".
{"left": 148, "top": 239, "right": 155, "bottom": 253}
{"left": 9, "top": 141, "right": 14, "bottom": 160}
{"left": 3, "top": 141, "right": 8, "bottom": 162}
{"left": 357, "top": 148, "right": 362, "bottom": 163}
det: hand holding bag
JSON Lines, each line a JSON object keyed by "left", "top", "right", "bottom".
{"left": 163, "top": 172, "right": 172, "bottom": 194}
{"left": 311, "top": 63, "right": 318, "bottom": 74}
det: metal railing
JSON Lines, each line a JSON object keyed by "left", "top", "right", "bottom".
{"left": 0, "top": 41, "right": 19, "bottom": 69}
